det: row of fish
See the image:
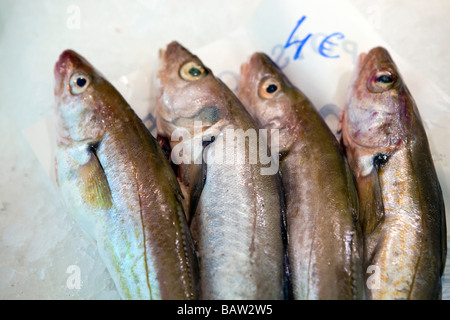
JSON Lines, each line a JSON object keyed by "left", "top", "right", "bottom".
{"left": 53, "top": 41, "right": 446, "bottom": 299}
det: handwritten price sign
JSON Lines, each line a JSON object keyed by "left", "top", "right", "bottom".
{"left": 274, "top": 15, "right": 358, "bottom": 68}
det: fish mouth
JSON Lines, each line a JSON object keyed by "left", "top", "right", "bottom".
{"left": 54, "top": 49, "right": 89, "bottom": 98}
{"left": 350, "top": 47, "right": 392, "bottom": 89}
{"left": 240, "top": 59, "right": 250, "bottom": 78}
{"left": 358, "top": 52, "right": 368, "bottom": 69}
{"left": 54, "top": 50, "right": 79, "bottom": 82}
{"left": 158, "top": 41, "right": 194, "bottom": 75}
{"left": 347, "top": 51, "right": 367, "bottom": 93}
{"left": 158, "top": 47, "right": 165, "bottom": 60}
{"left": 54, "top": 50, "right": 97, "bottom": 86}
{"left": 239, "top": 52, "right": 270, "bottom": 83}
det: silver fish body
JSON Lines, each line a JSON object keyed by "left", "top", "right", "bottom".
{"left": 155, "top": 42, "right": 284, "bottom": 299}
{"left": 238, "top": 52, "right": 364, "bottom": 300}
{"left": 54, "top": 50, "right": 198, "bottom": 300}
{"left": 340, "top": 47, "right": 446, "bottom": 299}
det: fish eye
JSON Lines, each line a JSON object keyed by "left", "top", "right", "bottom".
{"left": 179, "top": 61, "right": 207, "bottom": 81}
{"left": 368, "top": 70, "right": 397, "bottom": 93}
{"left": 376, "top": 75, "right": 393, "bottom": 83}
{"left": 259, "top": 78, "right": 282, "bottom": 99}
{"left": 69, "top": 72, "right": 91, "bottom": 95}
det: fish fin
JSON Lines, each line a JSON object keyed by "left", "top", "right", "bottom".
{"left": 184, "top": 136, "right": 215, "bottom": 226}
{"left": 172, "top": 160, "right": 204, "bottom": 225}
{"left": 78, "top": 147, "right": 113, "bottom": 210}
{"left": 344, "top": 161, "right": 360, "bottom": 225}
{"left": 276, "top": 171, "right": 293, "bottom": 300}
{"left": 155, "top": 133, "right": 185, "bottom": 202}
{"left": 187, "top": 162, "right": 207, "bottom": 226}
{"left": 184, "top": 156, "right": 207, "bottom": 225}
{"left": 357, "top": 170, "right": 385, "bottom": 236}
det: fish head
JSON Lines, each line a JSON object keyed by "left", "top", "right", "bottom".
{"left": 342, "top": 47, "right": 415, "bottom": 157}
{"left": 155, "top": 41, "right": 227, "bottom": 146}
{"left": 341, "top": 46, "right": 426, "bottom": 179}
{"left": 238, "top": 52, "right": 308, "bottom": 153}
{"left": 54, "top": 49, "right": 111, "bottom": 144}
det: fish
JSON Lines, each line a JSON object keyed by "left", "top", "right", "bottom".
{"left": 339, "top": 47, "right": 447, "bottom": 299}
{"left": 237, "top": 52, "right": 364, "bottom": 300}
{"left": 154, "top": 41, "right": 284, "bottom": 299}
{"left": 53, "top": 49, "right": 199, "bottom": 300}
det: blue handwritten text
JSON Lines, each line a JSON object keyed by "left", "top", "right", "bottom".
{"left": 284, "top": 15, "right": 356, "bottom": 61}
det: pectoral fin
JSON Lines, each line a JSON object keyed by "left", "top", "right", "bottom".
{"left": 357, "top": 169, "right": 385, "bottom": 236}
{"left": 178, "top": 135, "right": 216, "bottom": 225}
{"left": 78, "top": 148, "right": 113, "bottom": 210}
{"left": 177, "top": 158, "right": 207, "bottom": 226}
{"left": 187, "top": 162, "right": 207, "bottom": 226}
